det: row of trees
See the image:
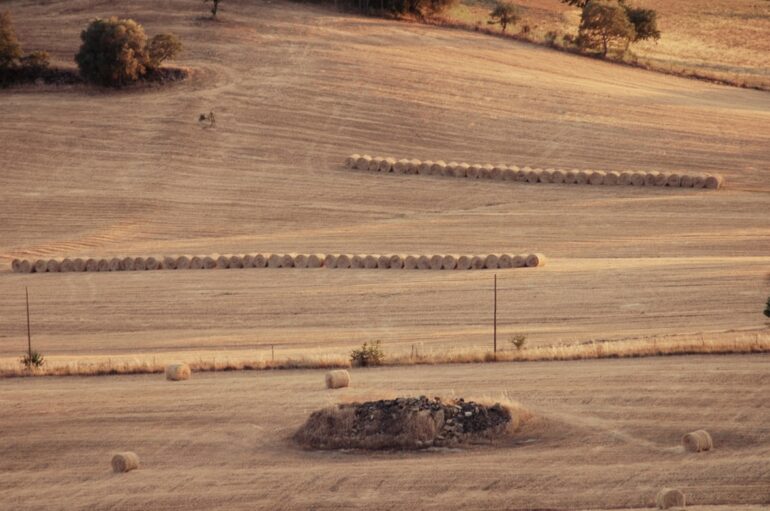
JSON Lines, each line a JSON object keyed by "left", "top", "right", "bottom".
{"left": 0, "top": 11, "right": 52, "bottom": 79}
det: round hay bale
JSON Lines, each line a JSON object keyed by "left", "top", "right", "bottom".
{"left": 294, "top": 254, "right": 309, "bottom": 268}
{"left": 377, "top": 255, "right": 390, "bottom": 269}
{"left": 18, "top": 259, "right": 33, "bottom": 273}
{"left": 394, "top": 159, "right": 410, "bottom": 174}
{"left": 97, "top": 258, "right": 110, "bottom": 272}
{"left": 379, "top": 157, "right": 396, "bottom": 173}
{"left": 682, "top": 430, "right": 713, "bottom": 452}
{"left": 551, "top": 169, "right": 566, "bottom": 184}
{"left": 254, "top": 254, "right": 267, "bottom": 268}
{"left": 429, "top": 254, "right": 443, "bottom": 270}
{"left": 481, "top": 164, "right": 495, "bottom": 179}
{"left": 175, "top": 256, "right": 191, "bottom": 270}
{"left": 630, "top": 172, "right": 646, "bottom": 186}
{"left": 526, "top": 253, "right": 546, "bottom": 267}
{"left": 107, "top": 258, "right": 121, "bottom": 271}
{"left": 619, "top": 172, "right": 633, "bottom": 186}
{"left": 161, "top": 257, "right": 177, "bottom": 270}
{"left": 363, "top": 255, "right": 378, "bottom": 269}
{"left": 502, "top": 167, "right": 517, "bottom": 181}
{"left": 467, "top": 164, "right": 482, "bottom": 179}
{"left": 589, "top": 170, "right": 606, "bottom": 185}
{"left": 705, "top": 174, "right": 724, "bottom": 190}
{"left": 242, "top": 254, "right": 255, "bottom": 268}
{"left": 470, "top": 256, "right": 485, "bottom": 270}
{"left": 656, "top": 488, "right": 685, "bottom": 510}
{"left": 267, "top": 254, "right": 283, "bottom": 268}
{"left": 345, "top": 154, "right": 361, "bottom": 168}
{"left": 692, "top": 174, "right": 707, "bottom": 188}
{"left": 33, "top": 259, "right": 47, "bottom": 273}
{"left": 408, "top": 159, "right": 422, "bottom": 174}
{"left": 484, "top": 254, "right": 499, "bottom": 269}
{"left": 455, "top": 163, "right": 470, "bottom": 178}
{"left": 563, "top": 169, "right": 578, "bottom": 184}
{"left": 11, "top": 259, "right": 21, "bottom": 273}
{"left": 604, "top": 171, "right": 620, "bottom": 186}
{"left": 121, "top": 257, "right": 135, "bottom": 271}
{"left": 416, "top": 255, "right": 431, "bottom": 270}
{"left": 190, "top": 256, "right": 203, "bottom": 270}
{"left": 146, "top": 257, "right": 161, "bottom": 270}
{"left": 539, "top": 168, "right": 554, "bottom": 183}
{"left": 60, "top": 258, "right": 75, "bottom": 272}
{"left": 443, "top": 162, "right": 458, "bottom": 177}
{"left": 325, "top": 369, "right": 350, "bottom": 389}
{"left": 389, "top": 254, "right": 403, "bottom": 269}
{"left": 527, "top": 169, "right": 541, "bottom": 184}
{"left": 281, "top": 254, "right": 295, "bottom": 268}
{"left": 132, "top": 257, "right": 146, "bottom": 271}
{"left": 430, "top": 160, "right": 446, "bottom": 176}
{"left": 356, "top": 155, "right": 372, "bottom": 170}
{"left": 441, "top": 254, "right": 457, "bottom": 270}
{"left": 229, "top": 255, "right": 244, "bottom": 269}
{"left": 666, "top": 173, "right": 681, "bottom": 187}
{"left": 366, "top": 157, "right": 382, "bottom": 172}
{"left": 323, "top": 254, "right": 337, "bottom": 268}
{"left": 403, "top": 255, "right": 418, "bottom": 270}
{"left": 456, "top": 255, "right": 472, "bottom": 270}
{"left": 512, "top": 254, "right": 527, "bottom": 268}
{"left": 46, "top": 259, "right": 61, "bottom": 273}
{"left": 513, "top": 167, "right": 527, "bottom": 181}
{"left": 165, "top": 363, "right": 191, "bottom": 381}
{"left": 111, "top": 452, "right": 140, "bottom": 473}
{"left": 653, "top": 172, "right": 668, "bottom": 186}
{"left": 490, "top": 164, "right": 506, "bottom": 180}
{"left": 498, "top": 254, "right": 513, "bottom": 268}
{"left": 307, "top": 254, "right": 324, "bottom": 268}
{"left": 202, "top": 256, "right": 217, "bottom": 269}
{"left": 335, "top": 254, "right": 352, "bottom": 269}
{"left": 84, "top": 258, "right": 98, "bottom": 272}
{"left": 350, "top": 255, "right": 365, "bottom": 269}
{"left": 216, "top": 255, "right": 230, "bottom": 269}
{"left": 418, "top": 160, "right": 434, "bottom": 175}
{"left": 680, "top": 174, "right": 695, "bottom": 188}
{"left": 575, "top": 170, "right": 590, "bottom": 185}
{"left": 644, "top": 171, "right": 659, "bottom": 187}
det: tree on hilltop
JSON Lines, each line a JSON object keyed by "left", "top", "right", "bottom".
{"left": 578, "top": 0, "right": 635, "bottom": 56}
{"left": 488, "top": 2, "right": 520, "bottom": 33}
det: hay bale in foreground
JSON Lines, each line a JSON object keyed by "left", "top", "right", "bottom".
{"left": 484, "top": 254, "right": 499, "bottom": 269}
{"left": 111, "top": 452, "right": 140, "bottom": 473}
{"left": 705, "top": 174, "right": 724, "bottom": 190}
{"left": 403, "top": 255, "right": 418, "bottom": 270}
{"left": 307, "top": 254, "right": 324, "bottom": 268}
{"left": 165, "top": 363, "right": 191, "bottom": 381}
{"left": 430, "top": 255, "right": 443, "bottom": 270}
{"left": 389, "top": 254, "right": 403, "bottom": 269}
{"left": 430, "top": 161, "right": 446, "bottom": 176}
{"left": 121, "top": 257, "right": 135, "bottom": 271}
{"left": 526, "top": 253, "right": 546, "bottom": 267}
{"left": 268, "top": 254, "right": 283, "bottom": 268}
{"left": 190, "top": 256, "right": 203, "bottom": 269}
{"left": 325, "top": 370, "right": 350, "bottom": 389}
{"left": 656, "top": 488, "right": 685, "bottom": 509}
{"left": 379, "top": 157, "right": 396, "bottom": 173}
{"left": 363, "top": 255, "right": 378, "bottom": 269}
{"left": 456, "top": 255, "right": 472, "bottom": 270}
{"left": 202, "top": 256, "right": 217, "bottom": 269}
{"left": 417, "top": 255, "right": 431, "bottom": 270}
{"left": 46, "top": 259, "right": 61, "bottom": 273}
{"left": 442, "top": 254, "right": 457, "bottom": 270}
{"left": 498, "top": 254, "right": 513, "bottom": 268}
{"left": 345, "top": 154, "right": 361, "bottom": 168}
{"left": 11, "top": 259, "right": 21, "bottom": 273}
{"left": 335, "top": 254, "right": 352, "bottom": 269}
{"left": 682, "top": 430, "right": 713, "bottom": 452}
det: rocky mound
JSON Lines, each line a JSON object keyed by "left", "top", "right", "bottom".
{"left": 294, "top": 396, "right": 516, "bottom": 450}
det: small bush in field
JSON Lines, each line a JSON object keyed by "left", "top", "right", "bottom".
{"left": 764, "top": 297, "right": 770, "bottom": 319}
{"left": 20, "top": 350, "right": 44, "bottom": 369}
{"left": 510, "top": 334, "right": 527, "bottom": 351}
{"left": 350, "top": 341, "right": 385, "bottom": 367}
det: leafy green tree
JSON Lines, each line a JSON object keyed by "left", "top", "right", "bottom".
{"left": 579, "top": 0, "right": 635, "bottom": 56}
{"left": 148, "top": 33, "right": 182, "bottom": 69}
{"left": 488, "top": 2, "right": 520, "bottom": 33}
{"left": 75, "top": 17, "right": 150, "bottom": 86}
{"left": 624, "top": 5, "right": 660, "bottom": 41}
{"left": 0, "top": 11, "right": 22, "bottom": 70}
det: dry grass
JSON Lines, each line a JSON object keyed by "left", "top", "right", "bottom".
{"left": 3, "top": 332, "right": 767, "bottom": 378}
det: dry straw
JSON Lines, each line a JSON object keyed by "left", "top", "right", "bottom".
{"left": 190, "top": 256, "right": 203, "bottom": 270}
{"left": 471, "top": 256, "right": 485, "bottom": 269}
{"left": 356, "top": 155, "right": 372, "bottom": 170}
{"left": 576, "top": 170, "right": 590, "bottom": 185}
{"left": 335, "top": 254, "right": 352, "bottom": 269}
{"left": 363, "top": 255, "right": 378, "bottom": 269}
{"left": 268, "top": 254, "right": 283, "bottom": 268}
{"left": 403, "top": 255, "right": 418, "bottom": 270}
{"left": 162, "top": 256, "right": 177, "bottom": 270}
{"left": 281, "top": 254, "right": 295, "bottom": 268}
{"left": 394, "top": 159, "right": 410, "bottom": 174}
{"left": 604, "top": 171, "right": 620, "bottom": 185}
{"left": 502, "top": 167, "right": 517, "bottom": 181}
{"left": 242, "top": 254, "right": 255, "bottom": 268}
{"left": 418, "top": 160, "right": 433, "bottom": 175}
{"left": 216, "top": 255, "right": 230, "bottom": 269}
{"left": 682, "top": 430, "right": 713, "bottom": 452}
{"left": 705, "top": 175, "right": 723, "bottom": 189}
{"left": 145, "top": 257, "right": 160, "bottom": 270}
{"left": 307, "top": 254, "right": 324, "bottom": 268}
{"left": 350, "top": 255, "right": 365, "bottom": 269}
{"left": 417, "top": 255, "right": 431, "bottom": 270}
{"left": 692, "top": 174, "right": 707, "bottom": 188}
{"left": 46, "top": 259, "right": 61, "bottom": 273}
{"left": 455, "top": 163, "right": 470, "bottom": 178}
{"left": 456, "top": 255, "right": 472, "bottom": 270}
{"left": 655, "top": 488, "right": 685, "bottom": 509}
{"left": 644, "top": 171, "right": 659, "bottom": 187}
{"left": 72, "top": 258, "right": 85, "bottom": 272}
{"left": 377, "top": 255, "right": 390, "bottom": 269}
{"left": 133, "top": 257, "right": 146, "bottom": 271}
{"left": 379, "top": 157, "right": 395, "bottom": 172}
{"left": 498, "top": 254, "right": 513, "bottom": 268}
{"left": 526, "top": 253, "right": 546, "bottom": 267}
{"left": 430, "top": 161, "right": 446, "bottom": 175}
{"left": 325, "top": 369, "right": 350, "bottom": 389}
{"left": 253, "top": 254, "right": 267, "bottom": 268}
{"left": 680, "top": 174, "right": 694, "bottom": 188}
{"left": 589, "top": 170, "right": 606, "bottom": 185}
{"left": 539, "top": 168, "right": 554, "bottom": 183}
{"left": 202, "top": 256, "right": 216, "bottom": 269}
{"left": 430, "top": 254, "right": 443, "bottom": 270}
{"left": 294, "top": 254, "right": 309, "bottom": 268}
{"left": 345, "top": 154, "right": 360, "bottom": 168}
{"left": 654, "top": 172, "right": 669, "bottom": 186}
{"left": 408, "top": 159, "right": 422, "bottom": 174}
{"left": 551, "top": 169, "right": 566, "bottom": 184}
{"left": 121, "top": 257, "right": 135, "bottom": 271}
{"left": 389, "top": 254, "right": 403, "bottom": 269}
{"left": 111, "top": 452, "right": 140, "bottom": 473}
{"left": 527, "top": 169, "right": 542, "bottom": 183}
{"left": 442, "top": 254, "right": 457, "bottom": 270}
{"left": 108, "top": 258, "right": 120, "bottom": 271}
{"left": 33, "top": 259, "right": 47, "bottom": 273}
{"left": 97, "top": 259, "right": 110, "bottom": 272}
{"left": 484, "top": 254, "right": 499, "bottom": 269}
{"left": 165, "top": 363, "right": 191, "bottom": 381}
{"left": 368, "top": 157, "right": 383, "bottom": 172}
{"left": 467, "top": 164, "right": 482, "bottom": 179}
{"left": 666, "top": 173, "right": 682, "bottom": 187}
{"left": 229, "top": 255, "right": 244, "bottom": 269}
{"left": 323, "top": 254, "right": 337, "bottom": 268}
{"left": 513, "top": 254, "right": 527, "bottom": 268}
{"left": 481, "top": 164, "right": 495, "bottom": 178}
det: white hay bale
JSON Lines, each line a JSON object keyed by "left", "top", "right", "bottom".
{"left": 666, "top": 173, "right": 682, "bottom": 187}
{"left": 242, "top": 254, "right": 255, "bottom": 268}
{"left": 345, "top": 154, "right": 361, "bottom": 168}
{"left": 132, "top": 257, "right": 146, "bottom": 271}
{"left": 350, "top": 255, "right": 365, "bottom": 269}
{"left": 484, "top": 254, "right": 499, "bottom": 269}
{"left": 654, "top": 172, "right": 669, "bottom": 186}
{"left": 644, "top": 171, "right": 659, "bottom": 187}
{"left": 575, "top": 170, "right": 590, "bottom": 185}
{"left": 325, "top": 369, "right": 350, "bottom": 389}
{"left": 442, "top": 254, "right": 457, "bottom": 270}
{"left": 539, "top": 168, "right": 554, "bottom": 183}
{"left": 363, "top": 255, "right": 378, "bottom": 269}
{"left": 202, "top": 256, "right": 217, "bottom": 269}
{"left": 307, "top": 254, "right": 324, "bottom": 268}
{"left": 190, "top": 256, "right": 203, "bottom": 269}
{"left": 111, "top": 452, "right": 140, "bottom": 473}
{"left": 429, "top": 254, "right": 443, "bottom": 270}
{"left": 467, "top": 164, "right": 482, "bottom": 179}
{"left": 403, "top": 255, "right": 418, "bottom": 270}
{"left": 162, "top": 256, "right": 177, "bottom": 270}
{"left": 229, "top": 255, "right": 244, "bottom": 269}
{"left": 589, "top": 170, "right": 606, "bottom": 185}
{"left": 498, "top": 254, "right": 513, "bottom": 268}
{"left": 512, "top": 254, "right": 527, "bottom": 268}
{"left": 408, "top": 159, "right": 422, "bottom": 174}
{"left": 430, "top": 161, "right": 446, "bottom": 176}
{"left": 656, "top": 488, "right": 685, "bottom": 509}
{"left": 416, "top": 255, "right": 431, "bottom": 270}
{"left": 46, "top": 259, "right": 61, "bottom": 273}
{"left": 481, "top": 164, "right": 495, "bottom": 179}
{"left": 294, "top": 254, "right": 309, "bottom": 268}
{"left": 551, "top": 169, "right": 566, "bottom": 184}
{"left": 165, "top": 363, "right": 191, "bottom": 381}
{"left": 356, "top": 155, "right": 372, "bottom": 170}
{"left": 527, "top": 169, "right": 541, "bottom": 184}
{"left": 281, "top": 254, "right": 295, "bottom": 268}
{"left": 526, "top": 253, "right": 546, "bottom": 267}
{"left": 418, "top": 160, "right": 433, "bottom": 175}
{"left": 388, "top": 254, "right": 403, "bottom": 269}
{"left": 97, "top": 258, "right": 110, "bottom": 272}
{"left": 216, "top": 255, "right": 230, "bottom": 269}
{"left": 705, "top": 174, "right": 724, "bottom": 190}
{"left": 335, "top": 254, "right": 352, "bottom": 269}
{"left": 377, "top": 255, "right": 391, "bottom": 269}
{"left": 680, "top": 174, "right": 695, "bottom": 188}
{"left": 254, "top": 254, "right": 267, "bottom": 268}
{"left": 604, "top": 171, "right": 620, "bottom": 186}
{"left": 60, "top": 258, "right": 75, "bottom": 272}
{"left": 682, "top": 430, "right": 713, "bottom": 452}
{"left": 563, "top": 169, "right": 578, "bottom": 184}
{"left": 456, "top": 255, "right": 472, "bottom": 270}
{"left": 470, "top": 256, "right": 485, "bottom": 269}
{"left": 394, "top": 159, "right": 410, "bottom": 174}
{"left": 121, "top": 257, "right": 135, "bottom": 271}
{"left": 33, "top": 259, "right": 47, "bottom": 273}
{"left": 379, "top": 157, "right": 396, "bottom": 173}
{"left": 268, "top": 254, "right": 283, "bottom": 268}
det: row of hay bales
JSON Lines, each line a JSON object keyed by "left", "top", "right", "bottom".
{"left": 11, "top": 253, "right": 546, "bottom": 273}
{"left": 345, "top": 154, "right": 725, "bottom": 189}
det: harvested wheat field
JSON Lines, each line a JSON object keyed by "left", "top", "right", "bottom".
{"left": 1, "top": 355, "right": 769, "bottom": 510}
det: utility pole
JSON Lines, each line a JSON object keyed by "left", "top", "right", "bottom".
{"left": 26, "top": 287, "right": 32, "bottom": 358}
{"left": 493, "top": 274, "right": 497, "bottom": 357}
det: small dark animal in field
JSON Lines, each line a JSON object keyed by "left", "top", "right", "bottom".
{"left": 198, "top": 110, "right": 215, "bottom": 128}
